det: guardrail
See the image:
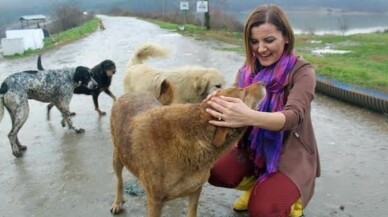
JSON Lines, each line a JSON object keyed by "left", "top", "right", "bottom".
{"left": 315, "top": 74, "right": 388, "bottom": 114}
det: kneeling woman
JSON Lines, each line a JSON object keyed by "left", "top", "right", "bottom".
{"left": 205, "top": 4, "right": 320, "bottom": 217}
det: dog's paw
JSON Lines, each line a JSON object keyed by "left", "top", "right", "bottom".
{"left": 61, "top": 120, "right": 66, "bottom": 127}
{"left": 12, "top": 150, "right": 23, "bottom": 158}
{"left": 18, "top": 145, "right": 27, "bottom": 151}
{"left": 75, "top": 128, "right": 85, "bottom": 134}
{"left": 96, "top": 108, "right": 106, "bottom": 116}
{"left": 110, "top": 203, "right": 123, "bottom": 215}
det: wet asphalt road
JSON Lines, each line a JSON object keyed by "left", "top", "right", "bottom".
{"left": 0, "top": 15, "right": 387, "bottom": 217}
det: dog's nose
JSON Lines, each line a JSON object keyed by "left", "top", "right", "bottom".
{"left": 215, "top": 84, "right": 222, "bottom": 88}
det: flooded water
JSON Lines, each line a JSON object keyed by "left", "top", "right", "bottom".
{"left": 0, "top": 15, "right": 387, "bottom": 217}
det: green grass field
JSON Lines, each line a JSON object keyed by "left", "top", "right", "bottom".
{"left": 43, "top": 18, "right": 99, "bottom": 49}
{"left": 296, "top": 33, "right": 388, "bottom": 92}
{"left": 147, "top": 19, "right": 388, "bottom": 92}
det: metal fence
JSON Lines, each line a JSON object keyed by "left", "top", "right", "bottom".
{"left": 315, "top": 74, "right": 388, "bottom": 114}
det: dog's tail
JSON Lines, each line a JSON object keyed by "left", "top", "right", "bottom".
{"left": 130, "top": 43, "right": 170, "bottom": 65}
{"left": 0, "top": 97, "right": 4, "bottom": 123}
{"left": 37, "top": 54, "right": 44, "bottom": 70}
{"left": 0, "top": 82, "right": 8, "bottom": 123}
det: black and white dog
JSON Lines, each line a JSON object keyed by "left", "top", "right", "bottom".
{"left": 0, "top": 63, "right": 97, "bottom": 157}
{"left": 38, "top": 55, "right": 117, "bottom": 116}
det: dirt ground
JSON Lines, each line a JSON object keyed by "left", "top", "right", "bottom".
{"left": 0, "top": 15, "right": 387, "bottom": 217}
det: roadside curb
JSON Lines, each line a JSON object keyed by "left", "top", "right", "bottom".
{"left": 315, "top": 74, "right": 388, "bottom": 114}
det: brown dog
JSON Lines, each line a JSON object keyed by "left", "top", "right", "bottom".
{"left": 110, "top": 82, "right": 264, "bottom": 217}
{"left": 99, "top": 20, "right": 105, "bottom": 30}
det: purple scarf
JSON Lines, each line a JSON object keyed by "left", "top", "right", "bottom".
{"left": 237, "top": 53, "right": 297, "bottom": 182}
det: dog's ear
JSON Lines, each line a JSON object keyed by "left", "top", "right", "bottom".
{"left": 158, "top": 79, "right": 174, "bottom": 105}
{"left": 160, "top": 79, "right": 170, "bottom": 95}
{"left": 242, "top": 82, "right": 266, "bottom": 108}
{"left": 194, "top": 76, "right": 210, "bottom": 98}
{"left": 73, "top": 66, "right": 91, "bottom": 84}
{"left": 213, "top": 127, "right": 229, "bottom": 147}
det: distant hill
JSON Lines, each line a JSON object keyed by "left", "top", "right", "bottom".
{"left": 0, "top": 0, "right": 387, "bottom": 24}
{"left": 222, "top": 0, "right": 388, "bottom": 13}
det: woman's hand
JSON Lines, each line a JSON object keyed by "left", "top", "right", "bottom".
{"left": 206, "top": 96, "right": 256, "bottom": 128}
{"left": 202, "top": 89, "right": 221, "bottom": 104}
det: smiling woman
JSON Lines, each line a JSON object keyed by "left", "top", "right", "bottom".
{"left": 206, "top": 4, "right": 319, "bottom": 217}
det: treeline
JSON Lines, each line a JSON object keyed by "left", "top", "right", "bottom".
{"left": 108, "top": 0, "right": 388, "bottom": 13}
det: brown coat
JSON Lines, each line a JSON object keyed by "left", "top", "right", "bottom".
{"left": 232, "top": 57, "right": 320, "bottom": 207}
{"left": 279, "top": 58, "right": 320, "bottom": 207}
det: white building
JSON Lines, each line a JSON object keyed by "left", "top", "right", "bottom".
{"left": 1, "top": 15, "right": 46, "bottom": 56}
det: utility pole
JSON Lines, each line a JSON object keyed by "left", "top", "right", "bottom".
{"left": 164, "top": 0, "right": 167, "bottom": 16}
{"left": 204, "top": 0, "right": 210, "bottom": 30}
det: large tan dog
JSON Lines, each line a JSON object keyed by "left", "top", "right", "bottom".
{"left": 110, "top": 82, "right": 265, "bottom": 217}
{"left": 123, "top": 43, "right": 225, "bottom": 104}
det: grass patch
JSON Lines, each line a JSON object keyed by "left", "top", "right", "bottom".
{"left": 4, "top": 18, "right": 100, "bottom": 59}
{"left": 44, "top": 18, "right": 99, "bottom": 48}
{"left": 296, "top": 33, "right": 388, "bottom": 92}
{"left": 147, "top": 18, "right": 388, "bottom": 92}
{"left": 145, "top": 18, "right": 242, "bottom": 43}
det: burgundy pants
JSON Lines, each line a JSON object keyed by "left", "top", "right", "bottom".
{"left": 209, "top": 147, "right": 300, "bottom": 217}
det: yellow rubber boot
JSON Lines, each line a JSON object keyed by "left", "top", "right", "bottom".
{"left": 233, "top": 176, "right": 256, "bottom": 212}
{"left": 289, "top": 198, "right": 304, "bottom": 217}
{"left": 233, "top": 177, "right": 304, "bottom": 216}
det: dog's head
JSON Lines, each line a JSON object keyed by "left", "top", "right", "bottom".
{"left": 212, "top": 82, "right": 265, "bottom": 147}
{"left": 217, "top": 82, "right": 264, "bottom": 109}
{"left": 100, "top": 60, "right": 116, "bottom": 77}
{"left": 194, "top": 68, "right": 225, "bottom": 100}
{"left": 73, "top": 66, "right": 98, "bottom": 89}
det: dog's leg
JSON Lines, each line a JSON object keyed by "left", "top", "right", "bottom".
{"left": 7, "top": 102, "right": 29, "bottom": 157}
{"left": 16, "top": 137, "right": 27, "bottom": 151}
{"left": 104, "top": 89, "right": 116, "bottom": 101}
{"left": 56, "top": 103, "right": 84, "bottom": 134}
{"left": 92, "top": 92, "right": 106, "bottom": 116}
{"left": 187, "top": 186, "right": 202, "bottom": 217}
{"left": 146, "top": 195, "right": 164, "bottom": 217}
{"left": 110, "top": 148, "right": 125, "bottom": 214}
{"left": 47, "top": 102, "right": 75, "bottom": 121}
{"left": 47, "top": 103, "right": 54, "bottom": 120}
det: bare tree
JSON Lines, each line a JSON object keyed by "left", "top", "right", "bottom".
{"left": 304, "top": 24, "right": 315, "bottom": 35}
{"left": 213, "top": 0, "right": 227, "bottom": 25}
{"left": 155, "top": 0, "right": 172, "bottom": 16}
{"left": 49, "top": 2, "right": 92, "bottom": 34}
{"left": 338, "top": 14, "right": 349, "bottom": 35}
{"left": 0, "top": 15, "right": 6, "bottom": 38}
